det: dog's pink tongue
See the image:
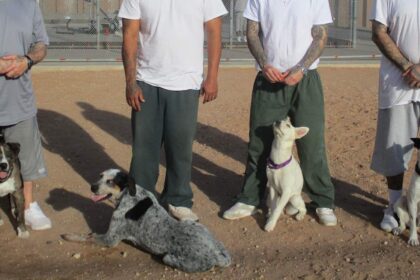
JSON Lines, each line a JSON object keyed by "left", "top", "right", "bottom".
{"left": 91, "top": 194, "right": 108, "bottom": 203}
{"left": 0, "top": 171, "right": 8, "bottom": 180}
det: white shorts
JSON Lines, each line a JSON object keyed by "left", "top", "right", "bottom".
{"left": 1, "top": 116, "right": 47, "bottom": 181}
{"left": 371, "top": 102, "right": 420, "bottom": 177}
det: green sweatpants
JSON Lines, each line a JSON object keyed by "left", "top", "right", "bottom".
{"left": 237, "top": 70, "right": 335, "bottom": 209}
{"left": 129, "top": 81, "right": 200, "bottom": 208}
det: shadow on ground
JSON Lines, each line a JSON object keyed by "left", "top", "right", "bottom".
{"left": 38, "top": 109, "right": 124, "bottom": 183}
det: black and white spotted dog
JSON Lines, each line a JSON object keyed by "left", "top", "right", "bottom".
{"left": 0, "top": 133, "right": 29, "bottom": 238}
{"left": 64, "top": 169, "right": 231, "bottom": 273}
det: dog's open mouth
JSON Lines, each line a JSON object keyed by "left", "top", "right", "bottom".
{"left": 91, "top": 193, "right": 112, "bottom": 203}
{"left": 0, "top": 170, "right": 11, "bottom": 183}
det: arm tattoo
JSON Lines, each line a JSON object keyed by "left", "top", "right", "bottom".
{"left": 372, "top": 20, "right": 412, "bottom": 72}
{"left": 299, "top": 24, "right": 328, "bottom": 70}
{"left": 246, "top": 20, "right": 266, "bottom": 69}
{"left": 27, "top": 42, "right": 47, "bottom": 64}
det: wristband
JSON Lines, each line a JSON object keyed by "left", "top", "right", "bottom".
{"left": 24, "top": 55, "right": 34, "bottom": 70}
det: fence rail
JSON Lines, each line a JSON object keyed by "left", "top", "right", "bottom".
{"left": 38, "top": 0, "right": 378, "bottom": 61}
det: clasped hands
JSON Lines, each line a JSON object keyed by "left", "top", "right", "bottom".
{"left": 403, "top": 64, "right": 420, "bottom": 89}
{"left": 0, "top": 55, "right": 29, "bottom": 79}
{"left": 262, "top": 64, "right": 303, "bottom": 86}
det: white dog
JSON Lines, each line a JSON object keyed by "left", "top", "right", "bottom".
{"left": 264, "top": 118, "right": 309, "bottom": 232}
{"left": 392, "top": 138, "right": 420, "bottom": 246}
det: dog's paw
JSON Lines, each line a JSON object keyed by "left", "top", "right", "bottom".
{"left": 408, "top": 238, "right": 420, "bottom": 246}
{"left": 0, "top": 218, "right": 4, "bottom": 226}
{"left": 17, "top": 228, "right": 30, "bottom": 239}
{"left": 295, "top": 212, "right": 305, "bottom": 221}
{"left": 264, "top": 221, "right": 276, "bottom": 232}
{"left": 392, "top": 227, "right": 403, "bottom": 236}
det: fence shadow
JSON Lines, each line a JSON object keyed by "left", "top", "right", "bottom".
{"left": 333, "top": 178, "right": 387, "bottom": 228}
{"left": 77, "top": 102, "right": 131, "bottom": 145}
{"left": 45, "top": 188, "right": 113, "bottom": 233}
{"left": 38, "top": 109, "right": 123, "bottom": 183}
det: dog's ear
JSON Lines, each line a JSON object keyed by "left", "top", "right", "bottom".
{"left": 295, "top": 127, "right": 309, "bottom": 139}
{"left": 125, "top": 197, "right": 153, "bottom": 221}
{"left": 128, "top": 176, "right": 136, "bottom": 196}
{"left": 7, "top": 142, "right": 20, "bottom": 155}
{"left": 113, "top": 171, "right": 128, "bottom": 189}
{"left": 411, "top": 138, "right": 420, "bottom": 149}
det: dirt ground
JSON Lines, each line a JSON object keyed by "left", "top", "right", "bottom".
{"left": 1, "top": 66, "right": 420, "bottom": 280}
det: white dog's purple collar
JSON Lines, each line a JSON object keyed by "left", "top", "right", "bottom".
{"left": 267, "top": 156, "right": 292, "bottom": 170}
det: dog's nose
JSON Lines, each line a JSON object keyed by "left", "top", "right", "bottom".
{"left": 91, "top": 184, "right": 99, "bottom": 193}
{"left": 0, "top": 162, "right": 8, "bottom": 171}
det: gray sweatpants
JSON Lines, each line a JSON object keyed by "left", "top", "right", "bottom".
{"left": 129, "top": 81, "right": 200, "bottom": 208}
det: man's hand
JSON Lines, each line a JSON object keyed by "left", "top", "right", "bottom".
{"left": 0, "top": 58, "right": 16, "bottom": 75}
{"left": 201, "top": 78, "right": 218, "bottom": 104}
{"left": 403, "top": 64, "right": 420, "bottom": 88}
{"left": 262, "top": 64, "right": 288, "bottom": 83}
{"left": 126, "top": 83, "right": 145, "bottom": 111}
{"left": 2, "top": 55, "right": 28, "bottom": 78}
{"left": 284, "top": 66, "right": 304, "bottom": 86}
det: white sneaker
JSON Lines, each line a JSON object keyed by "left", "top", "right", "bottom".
{"left": 24, "top": 202, "right": 52, "bottom": 230}
{"left": 380, "top": 207, "right": 398, "bottom": 233}
{"left": 243, "top": 36, "right": 247, "bottom": 43}
{"left": 316, "top": 208, "right": 337, "bottom": 226}
{"left": 223, "top": 202, "right": 257, "bottom": 220}
{"left": 237, "top": 36, "right": 242, "bottom": 42}
{"left": 168, "top": 205, "right": 199, "bottom": 222}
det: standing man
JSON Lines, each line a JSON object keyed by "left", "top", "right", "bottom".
{"left": 370, "top": 0, "right": 420, "bottom": 232}
{"left": 119, "top": 0, "right": 227, "bottom": 221}
{"left": 223, "top": 0, "right": 337, "bottom": 226}
{"left": 0, "top": 0, "right": 52, "bottom": 230}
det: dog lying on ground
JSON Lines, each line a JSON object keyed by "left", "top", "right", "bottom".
{"left": 63, "top": 169, "right": 231, "bottom": 273}
{"left": 0, "top": 134, "right": 29, "bottom": 238}
{"left": 393, "top": 138, "right": 420, "bottom": 246}
{"left": 264, "top": 118, "right": 309, "bottom": 232}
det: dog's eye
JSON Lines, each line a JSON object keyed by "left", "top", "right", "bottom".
{"left": 106, "top": 179, "right": 112, "bottom": 184}
{"left": 286, "top": 124, "right": 291, "bottom": 128}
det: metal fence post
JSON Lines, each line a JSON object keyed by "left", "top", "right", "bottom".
{"left": 351, "top": 0, "right": 358, "bottom": 48}
{"left": 96, "top": 0, "right": 101, "bottom": 50}
{"left": 229, "top": 0, "right": 234, "bottom": 49}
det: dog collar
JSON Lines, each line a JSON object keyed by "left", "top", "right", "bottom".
{"left": 416, "top": 163, "right": 420, "bottom": 176}
{"left": 267, "top": 156, "right": 292, "bottom": 170}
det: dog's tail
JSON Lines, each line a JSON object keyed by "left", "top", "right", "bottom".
{"left": 215, "top": 242, "right": 232, "bottom": 268}
{"left": 61, "top": 233, "right": 94, "bottom": 243}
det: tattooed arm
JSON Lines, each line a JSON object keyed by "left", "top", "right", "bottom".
{"left": 372, "top": 20, "right": 412, "bottom": 71}
{"left": 2, "top": 42, "right": 47, "bottom": 78}
{"left": 284, "top": 24, "right": 328, "bottom": 86}
{"left": 246, "top": 19, "right": 286, "bottom": 83}
{"left": 372, "top": 20, "right": 420, "bottom": 88}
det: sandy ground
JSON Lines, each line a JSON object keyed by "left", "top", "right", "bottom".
{"left": 1, "top": 67, "right": 420, "bottom": 280}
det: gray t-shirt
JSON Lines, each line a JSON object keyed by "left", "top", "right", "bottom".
{"left": 0, "top": 0, "right": 49, "bottom": 126}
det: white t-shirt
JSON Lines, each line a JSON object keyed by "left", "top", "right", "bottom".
{"left": 370, "top": 0, "right": 420, "bottom": 109}
{"left": 118, "top": 0, "right": 227, "bottom": 91}
{"left": 243, "top": 0, "right": 332, "bottom": 72}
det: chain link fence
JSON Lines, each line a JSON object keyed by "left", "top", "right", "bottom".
{"left": 39, "top": 0, "right": 378, "bottom": 62}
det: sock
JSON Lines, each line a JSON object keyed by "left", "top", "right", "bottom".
{"left": 388, "top": 189, "right": 402, "bottom": 207}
